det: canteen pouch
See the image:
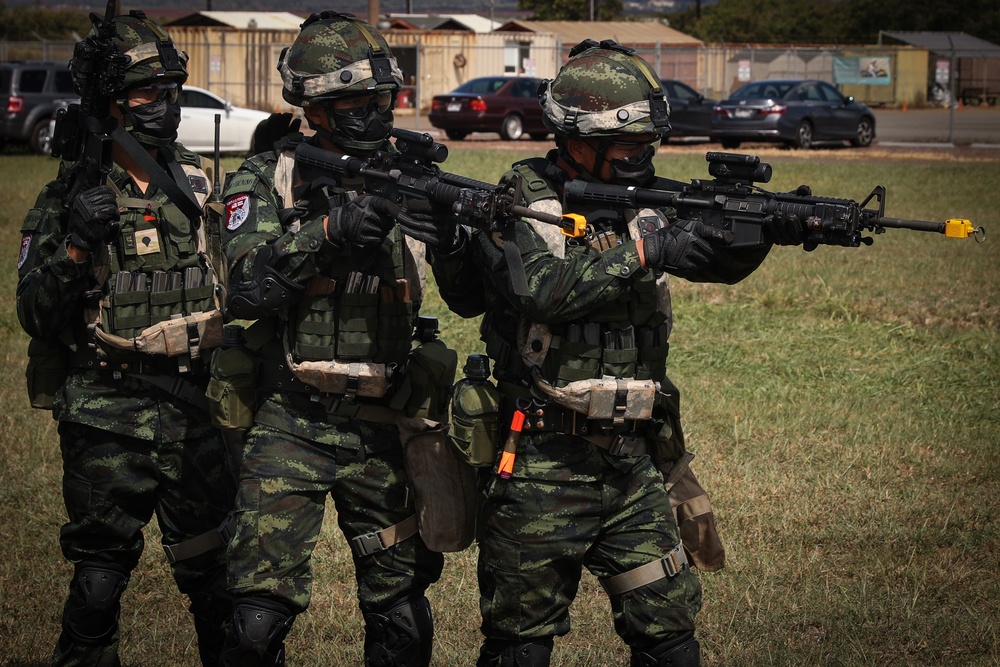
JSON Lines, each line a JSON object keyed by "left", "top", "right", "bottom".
{"left": 448, "top": 377, "right": 501, "bottom": 467}
{"left": 646, "top": 379, "right": 685, "bottom": 464}
{"left": 25, "top": 337, "right": 70, "bottom": 410}
{"left": 661, "top": 453, "right": 726, "bottom": 572}
{"left": 206, "top": 344, "right": 259, "bottom": 430}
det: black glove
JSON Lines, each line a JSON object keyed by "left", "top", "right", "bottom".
{"left": 764, "top": 208, "right": 807, "bottom": 246}
{"left": 397, "top": 198, "right": 461, "bottom": 252}
{"left": 642, "top": 219, "right": 732, "bottom": 273}
{"left": 327, "top": 194, "right": 395, "bottom": 248}
{"left": 68, "top": 185, "right": 120, "bottom": 252}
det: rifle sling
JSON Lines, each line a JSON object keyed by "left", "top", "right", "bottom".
{"left": 503, "top": 223, "right": 530, "bottom": 297}
{"left": 111, "top": 125, "right": 203, "bottom": 224}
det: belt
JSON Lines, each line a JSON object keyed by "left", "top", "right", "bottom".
{"left": 500, "top": 396, "right": 650, "bottom": 457}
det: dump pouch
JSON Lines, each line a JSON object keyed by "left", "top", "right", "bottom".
{"left": 25, "top": 336, "right": 70, "bottom": 410}
{"left": 398, "top": 417, "right": 478, "bottom": 553}
{"left": 95, "top": 310, "right": 224, "bottom": 359}
{"left": 660, "top": 453, "right": 726, "bottom": 572}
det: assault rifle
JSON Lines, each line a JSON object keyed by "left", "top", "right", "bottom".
{"left": 50, "top": 0, "right": 127, "bottom": 243}
{"left": 293, "top": 127, "right": 587, "bottom": 238}
{"left": 563, "top": 152, "right": 985, "bottom": 249}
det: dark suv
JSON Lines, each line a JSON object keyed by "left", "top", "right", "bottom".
{"left": 1, "top": 60, "right": 76, "bottom": 154}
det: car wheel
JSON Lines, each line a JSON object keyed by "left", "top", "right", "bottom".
{"left": 529, "top": 132, "right": 548, "bottom": 141}
{"left": 500, "top": 114, "right": 524, "bottom": 141}
{"left": 721, "top": 138, "right": 741, "bottom": 149}
{"left": 851, "top": 117, "right": 874, "bottom": 147}
{"left": 445, "top": 130, "right": 469, "bottom": 141}
{"left": 795, "top": 120, "right": 814, "bottom": 149}
{"left": 30, "top": 118, "right": 53, "bottom": 155}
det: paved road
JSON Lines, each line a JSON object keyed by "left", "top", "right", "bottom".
{"left": 395, "top": 106, "right": 1000, "bottom": 147}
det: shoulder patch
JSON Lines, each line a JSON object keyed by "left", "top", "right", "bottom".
{"left": 187, "top": 174, "right": 209, "bottom": 194}
{"left": 17, "top": 234, "right": 31, "bottom": 269}
{"left": 226, "top": 194, "right": 251, "bottom": 231}
{"left": 226, "top": 172, "right": 261, "bottom": 196}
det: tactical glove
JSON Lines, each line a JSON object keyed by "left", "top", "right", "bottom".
{"left": 764, "top": 208, "right": 807, "bottom": 246}
{"left": 68, "top": 185, "right": 120, "bottom": 252}
{"left": 327, "top": 194, "right": 395, "bottom": 248}
{"left": 397, "top": 198, "right": 462, "bottom": 252}
{"left": 642, "top": 219, "right": 731, "bottom": 273}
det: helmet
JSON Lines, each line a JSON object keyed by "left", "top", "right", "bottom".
{"left": 278, "top": 12, "right": 402, "bottom": 108}
{"left": 540, "top": 39, "right": 670, "bottom": 138}
{"left": 72, "top": 10, "right": 188, "bottom": 95}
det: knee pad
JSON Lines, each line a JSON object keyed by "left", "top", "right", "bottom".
{"left": 363, "top": 596, "right": 434, "bottom": 667}
{"left": 220, "top": 597, "right": 294, "bottom": 667}
{"left": 477, "top": 638, "right": 553, "bottom": 667}
{"left": 61, "top": 563, "right": 129, "bottom": 645}
{"left": 631, "top": 632, "right": 700, "bottom": 667}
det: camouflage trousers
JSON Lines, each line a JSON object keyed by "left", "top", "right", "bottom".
{"left": 226, "top": 395, "right": 444, "bottom": 616}
{"left": 53, "top": 420, "right": 236, "bottom": 667}
{"left": 477, "top": 433, "right": 702, "bottom": 654}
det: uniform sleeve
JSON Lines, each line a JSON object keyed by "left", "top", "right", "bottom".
{"left": 470, "top": 216, "right": 647, "bottom": 324}
{"left": 15, "top": 181, "right": 94, "bottom": 340}
{"left": 220, "top": 160, "right": 334, "bottom": 298}
{"left": 425, "top": 227, "right": 485, "bottom": 318}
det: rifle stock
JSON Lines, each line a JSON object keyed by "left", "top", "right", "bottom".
{"left": 563, "top": 151, "right": 985, "bottom": 248}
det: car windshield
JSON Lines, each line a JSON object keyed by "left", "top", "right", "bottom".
{"left": 454, "top": 78, "right": 508, "bottom": 95}
{"left": 733, "top": 81, "right": 797, "bottom": 100}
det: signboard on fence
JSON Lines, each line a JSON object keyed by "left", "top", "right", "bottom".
{"left": 833, "top": 56, "right": 891, "bottom": 85}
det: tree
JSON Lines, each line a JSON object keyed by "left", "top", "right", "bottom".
{"left": 518, "top": 0, "right": 625, "bottom": 22}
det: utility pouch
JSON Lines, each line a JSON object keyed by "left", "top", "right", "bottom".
{"left": 25, "top": 337, "right": 70, "bottom": 410}
{"left": 660, "top": 453, "right": 726, "bottom": 572}
{"left": 390, "top": 336, "right": 459, "bottom": 422}
{"left": 646, "top": 380, "right": 685, "bottom": 464}
{"left": 206, "top": 337, "right": 259, "bottom": 430}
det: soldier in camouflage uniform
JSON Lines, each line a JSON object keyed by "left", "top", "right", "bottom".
{"left": 420, "top": 40, "right": 800, "bottom": 666}
{"left": 15, "top": 11, "right": 235, "bottom": 667}
{"left": 217, "top": 12, "right": 448, "bottom": 666}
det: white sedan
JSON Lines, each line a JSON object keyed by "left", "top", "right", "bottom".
{"left": 176, "top": 85, "right": 273, "bottom": 155}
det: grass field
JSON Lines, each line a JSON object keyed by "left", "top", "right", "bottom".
{"left": 0, "top": 143, "right": 997, "bottom": 666}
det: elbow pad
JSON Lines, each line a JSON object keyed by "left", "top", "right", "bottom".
{"left": 227, "top": 245, "right": 305, "bottom": 319}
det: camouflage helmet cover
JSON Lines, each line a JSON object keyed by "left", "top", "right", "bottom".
{"left": 74, "top": 10, "right": 188, "bottom": 94}
{"left": 540, "top": 39, "right": 670, "bottom": 137}
{"left": 278, "top": 11, "right": 403, "bottom": 107}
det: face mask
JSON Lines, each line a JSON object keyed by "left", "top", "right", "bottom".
{"left": 129, "top": 97, "right": 181, "bottom": 146}
{"left": 329, "top": 98, "right": 394, "bottom": 153}
{"left": 608, "top": 144, "right": 657, "bottom": 187}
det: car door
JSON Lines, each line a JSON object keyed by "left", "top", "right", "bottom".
{"left": 509, "top": 78, "right": 544, "bottom": 131}
{"left": 817, "top": 81, "right": 859, "bottom": 138}
{"left": 663, "top": 80, "right": 711, "bottom": 136}
{"left": 177, "top": 88, "right": 233, "bottom": 152}
{"left": 793, "top": 81, "right": 837, "bottom": 137}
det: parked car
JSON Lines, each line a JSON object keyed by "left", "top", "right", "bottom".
{"left": 429, "top": 76, "right": 549, "bottom": 141}
{"left": 176, "top": 86, "right": 273, "bottom": 154}
{"left": 660, "top": 79, "right": 716, "bottom": 139}
{"left": 710, "top": 79, "right": 875, "bottom": 149}
{"left": 1, "top": 61, "right": 77, "bottom": 154}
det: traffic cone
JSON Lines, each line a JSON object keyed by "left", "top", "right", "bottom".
{"left": 901, "top": 100, "right": 908, "bottom": 112}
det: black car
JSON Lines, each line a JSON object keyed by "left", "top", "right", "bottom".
{"left": 429, "top": 76, "right": 548, "bottom": 141}
{"left": 710, "top": 78, "right": 876, "bottom": 149}
{"left": 1, "top": 61, "right": 77, "bottom": 154}
{"left": 660, "top": 79, "right": 716, "bottom": 139}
